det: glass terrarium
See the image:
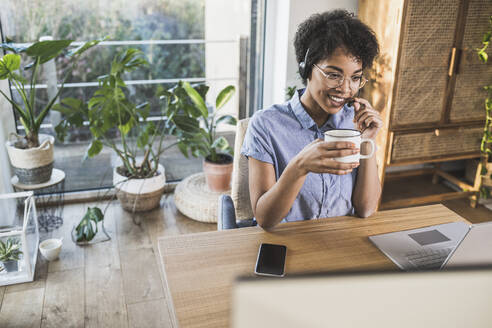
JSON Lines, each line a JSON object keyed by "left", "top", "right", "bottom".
{"left": 0, "top": 191, "right": 39, "bottom": 286}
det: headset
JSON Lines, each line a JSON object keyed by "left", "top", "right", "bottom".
{"left": 298, "top": 48, "right": 310, "bottom": 80}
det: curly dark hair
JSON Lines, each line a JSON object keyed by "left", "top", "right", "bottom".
{"left": 294, "top": 9, "right": 379, "bottom": 85}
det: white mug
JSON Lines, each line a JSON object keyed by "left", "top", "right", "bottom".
{"left": 324, "top": 129, "right": 375, "bottom": 163}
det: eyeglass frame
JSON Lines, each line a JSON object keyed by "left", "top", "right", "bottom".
{"left": 312, "top": 64, "right": 367, "bottom": 91}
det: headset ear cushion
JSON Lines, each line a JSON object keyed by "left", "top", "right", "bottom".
{"left": 299, "top": 61, "right": 306, "bottom": 79}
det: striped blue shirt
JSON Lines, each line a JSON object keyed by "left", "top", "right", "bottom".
{"left": 241, "top": 89, "right": 357, "bottom": 222}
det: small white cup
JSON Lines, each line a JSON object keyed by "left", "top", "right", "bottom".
{"left": 324, "top": 129, "right": 375, "bottom": 163}
{"left": 39, "top": 238, "right": 63, "bottom": 261}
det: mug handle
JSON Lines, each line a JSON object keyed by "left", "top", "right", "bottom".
{"left": 359, "top": 139, "right": 375, "bottom": 159}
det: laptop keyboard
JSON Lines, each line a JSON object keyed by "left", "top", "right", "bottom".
{"left": 405, "top": 247, "right": 454, "bottom": 270}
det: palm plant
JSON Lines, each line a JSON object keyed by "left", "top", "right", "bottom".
{"left": 0, "top": 39, "right": 102, "bottom": 148}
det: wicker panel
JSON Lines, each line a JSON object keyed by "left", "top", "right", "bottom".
{"left": 399, "top": 0, "right": 459, "bottom": 68}
{"left": 391, "top": 66, "right": 446, "bottom": 125}
{"left": 450, "top": 0, "right": 492, "bottom": 122}
{"left": 450, "top": 65, "right": 490, "bottom": 121}
{"left": 392, "top": 0, "right": 459, "bottom": 126}
{"left": 391, "top": 127, "right": 482, "bottom": 162}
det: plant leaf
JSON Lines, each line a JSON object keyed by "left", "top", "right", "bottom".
{"left": 478, "top": 50, "right": 488, "bottom": 63}
{"left": 67, "top": 37, "right": 106, "bottom": 58}
{"left": 215, "top": 115, "right": 237, "bottom": 126}
{"left": 0, "top": 54, "right": 21, "bottom": 79}
{"left": 173, "top": 114, "right": 200, "bottom": 133}
{"left": 26, "top": 40, "right": 73, "bottom": 64}
{"left": 215, "top": 85, "right": 235, "bottom": 109}
{"left": 87, "top": 140, "right": 103, "bottom": 158}
{"left": 183, "top": 82, "right": 208, "bottom": 117}
{"left": 211, "top": 136, "right": 229, "bottom": 150}
{"left": 87, "top": 207, "right": 104, "bottom": 223}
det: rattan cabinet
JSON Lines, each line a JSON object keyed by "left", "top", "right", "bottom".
{"left": 358, "top": 0, "right": 492, "bottom": 209}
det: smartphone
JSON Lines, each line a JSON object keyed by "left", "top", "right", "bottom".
{"left": 254, "top": 243, "right": 287, "bottom": 277}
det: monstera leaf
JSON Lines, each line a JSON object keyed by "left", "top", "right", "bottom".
{"left": 74, "top": 207, "right": 104, "bottom": 242}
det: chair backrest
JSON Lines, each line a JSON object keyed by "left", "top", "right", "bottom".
{"left": 231, "top": 118, "right": 254, "bottom": 221}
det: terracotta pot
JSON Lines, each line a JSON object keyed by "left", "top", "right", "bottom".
{"left": 5, "top": 134, "right": 54, "bottom": 185}
{"left": 202, "top": 155, "right": 233, "bottom": 192}
{"left": 113, "top": 164, "right": 166, "bottom": 212}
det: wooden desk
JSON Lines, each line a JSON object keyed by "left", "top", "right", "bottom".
{"left": 157, "top": 204, "right": 468, "bottom": 328}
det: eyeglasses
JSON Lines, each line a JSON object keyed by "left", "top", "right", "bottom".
{"left": 313, "top": 64, "right": 367, "bottom": 91}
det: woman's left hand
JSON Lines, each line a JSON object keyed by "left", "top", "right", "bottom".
{"left": 352, "top": 97, "right": 383, "bottom": 140}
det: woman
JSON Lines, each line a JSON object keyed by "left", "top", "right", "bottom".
{"left": 241, "top": 10, "right": 382, "bottom": 229}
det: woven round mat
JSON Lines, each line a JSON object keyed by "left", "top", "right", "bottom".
{"left": 174, "top": 172, "right": 230, "bottom": 223}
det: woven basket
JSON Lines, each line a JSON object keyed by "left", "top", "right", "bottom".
{"left": 6, "top": 134, "right": 54, "bottom": 185}
{"left": 113, "top": 164, "right": 166, "bottom": 213}
{"left": 116, "top": 187, "right": 165, "bottom": 212}
{"left": 174, "top": 172, "right": 230, "bottom": 223}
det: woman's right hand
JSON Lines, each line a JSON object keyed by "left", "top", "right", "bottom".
{"left": 293, "top": 139, "right": 360, "bottom": 175}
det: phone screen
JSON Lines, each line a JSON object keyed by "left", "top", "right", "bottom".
{"left": 255, "top": 243, "right": 287, "bottom": 277}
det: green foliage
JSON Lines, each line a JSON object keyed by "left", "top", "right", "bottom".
{"left": 55, "top": 49, "right": 199, "bottom": 179}
{"left": 3, "top": 0, "right": 206, "bottom": 131}
{"left": 178, "top": 82, "right": 237, "bottom": 163}
{"left": 74, "top": 207, "right": 104, "bottom": 242}
{"left": 0, "top": 238, "right": 23, "bottom": 262}
{"left": 285, "top": 85, "right": 297, "bottom": 100}
{"left": 477, "top": 15, "right": 492, "bottom": 199}
{"left": 0, "top": 38, "right": 101, "bottom": 148}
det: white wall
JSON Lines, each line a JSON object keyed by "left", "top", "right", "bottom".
{"left": 263, "top": 0, "right": 358, "bottom": 108}
{"left": 0, "top": 79, "right": 16, "bottom": 194}
{"left": 205, "top": 0, "right": 250, "bottom": 125}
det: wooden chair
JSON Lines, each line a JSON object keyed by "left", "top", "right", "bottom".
{"left": 217, "top": 118, "right": 256, "bottom": 230}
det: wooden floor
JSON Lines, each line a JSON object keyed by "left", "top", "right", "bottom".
{"left": 0, "top": 194, "right": 216, "bottom": 328}
{"left": 0, "top": 192, "right": 490, "bottom": 327}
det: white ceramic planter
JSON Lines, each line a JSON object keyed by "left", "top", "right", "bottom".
{"left": 113, "top": 164, "right": 166, "bottom": 212}
{"left": 5, "top": 134, "right": 54, "bottom": 185}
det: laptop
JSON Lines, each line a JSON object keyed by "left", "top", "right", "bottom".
{"left": 369, "top": 221, "right": 492, "bottom": 271}
{"left": 232, "top": 268, "right": 492, "bottom": 328}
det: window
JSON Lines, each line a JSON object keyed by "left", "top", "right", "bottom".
{"left": 0, "top": 0, "right": 251, "bottom": 192}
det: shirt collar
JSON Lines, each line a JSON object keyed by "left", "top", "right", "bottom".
{"left": 289, "top": 88, "right": 353, "bottom": 131}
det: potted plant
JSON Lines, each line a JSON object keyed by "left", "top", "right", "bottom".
{"left": 55, "top": 48, "right": 197, "bottom": 212}
{"left": 177, "top": 82, "right": 237, "bottom": 192}
{"left": 0, "top": 38, "right": 101, "bottom": 184}
{"left": 0, "top": 238, "right": 23, "bottom": 272}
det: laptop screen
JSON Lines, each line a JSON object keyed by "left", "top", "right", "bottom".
{"left": 232, "top": 268, "right": 492, "bottom": 328}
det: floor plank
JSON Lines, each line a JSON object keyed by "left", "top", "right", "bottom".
{"left": 0, "top": 288, "right": 44, "bottom": 328}
{"left": 120, "top": 247, "right": 164, "bottom": 304}
{"left": 85, "top": 266, "right": 128, "bottom": 328}
{"left": 127, "top": 298, "right": 172, "bottom": 328}
{"left": 84, "top": 202, "right": 128, "bottom": 327}
{"left": 41, "top": 269, "right": 85, "bottom": 328}
{"left": 85, "top": 204, "right": 120, "bottom": 270}
{"left": 442, "top": 198, "right": 492, "bottom": 224}
{"left": 116, "top": 206, "right": 153, "bottom": 252}
{"left": 48, "top": 204, "right": 85, "bottom": 273}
